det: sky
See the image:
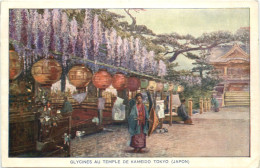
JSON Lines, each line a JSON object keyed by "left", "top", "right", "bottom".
{"left": 109, "top": 9, "right": 250, "bottom": 70}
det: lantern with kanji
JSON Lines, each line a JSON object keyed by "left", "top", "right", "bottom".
{"left": 163, "top": 83, "right": 169, "bottom": 92}
{"left": 168, "top": 83, "right": 174, "bottom": 92}
{"left": 155, "top": 82, "right": 164, "bottom": 92}
{"left": 112, "top": 72, "right": 127, "bottom": 91}
{"left": 127, "top": 76, "right": 140, "bottom": 92}
{"left": 68, "top": 65, "right": 92, "bottom": 91}
{"left": 92, "top": 69, "right": 112, "bottom": 89}
{"left": 9, "top": 50, "right": 22, "bottom": 80}
{"left": 147, "top": 80, "right": 157, "bottom": 91}
{"left": 177, "top": 85, "right": 184, "bottom": 93}
{"left": 174, "top": 85, "right": 179, "bottom": 92}
{"left": 140, "top": 79, "right": 149, "bottom": 90}
{"left": 31, "top": 57, "right": 62, "bottom": 87}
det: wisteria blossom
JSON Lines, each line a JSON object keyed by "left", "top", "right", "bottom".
{"left": 134, "top": 38, "right": 141, "bottom": 71}
{"left": 121, "top": 38, "right": 130, "bottom": 68}
{"left": 82, "top": 9, "right": 92, "bottom": 60}
{"left": 69, "top": 17, "right": 78, "bottom": 56}
{"left": 42, "top": 9, "right": 52, "bottom": 57}
{"left": 158, "top": 60, "right": 167, "bottom": 76}
{"left": 27, "top": 10, "right": 33, "bottom": 50}
{"left": 52, "top": 9, "right": 62, "bottom": 53}
{"left": 93, "top": 15, "right": 100, "bottom": 60}
{"left": 14, "top": 9, "right": 22, "bottom": 42}
{"left": 61, "top": 12, "right": 69, "bottom": 64}
{"left": 115, "top": 36, "right": 123, "bottom": 67}
{"left": 128, "top": 36, "right": 135, "bottom": 71}
{"left": 9, "top": 9, "right": 16, "bottom": 40}
{"left": 141, "top": 47, "right": 148, "bottom": 73}
{"left": 109, "top": 28, "right": 117, "bottom": 65}
{"left": 180, "top": 75, "right": 201, "bottom": 86}
{"left": 21, "top": 9, "right": 29, "bottom": 47}
{"left": 9, "top": 9, "right": 160, "bottom": 76}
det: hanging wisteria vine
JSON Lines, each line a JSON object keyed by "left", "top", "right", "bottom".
{"left": 9, "top": 9, "right": 166, "bottom": 77}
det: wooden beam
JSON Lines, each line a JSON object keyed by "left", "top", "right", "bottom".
{"left": 169, "top": 92, "right": 173, "bottom": 126}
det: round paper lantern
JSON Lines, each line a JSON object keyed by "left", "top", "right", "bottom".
{"left": 168, "top": 83, "right": 174, "bottom": 91}
{"left": 177, "top": 85, "right": 184, "bottom": 93}
{"left": 127, "top": 76, "right": 140, "bottom": 92}
{"left": 31, "top": 57, "right": 62, "bottom": 87}
{"left": 140, "top": 79, "right": 149, "bottom": 89}
{"left": 147, "top": 81, "right": 157, "bottom": 91}
{"left": 92, "top": 69, "right": 112, "bottom": 89}
{"left": 9, "top": 50, "right": 22, "bottom": 80}
{"left": 68, "top": 65, "right": 92, "bottom": 89}
{"left": 163, "top": 83, "right": 169, "bottom": 92}
{"left": 112, "top": 72, "right": 127, "bottom": 91}
{"left": 156, "top": 82, "right": 164, "bottom": 92}
{"left": 174, "top": 85, "right": 179, "bottom": 92}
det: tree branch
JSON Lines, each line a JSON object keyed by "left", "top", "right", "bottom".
{"left": 124, "top": 9, "right": 136, "bottom": 30}
{"left": 169, "top": 42, "right": 219, "bottom": 62}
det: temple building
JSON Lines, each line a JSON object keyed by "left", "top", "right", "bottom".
{"left": 209, "top": 44, "right": 250, "bottom": 107}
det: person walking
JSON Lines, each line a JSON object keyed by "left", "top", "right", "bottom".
{"left": 128, "top": 93, "right": 149, "bottom": 153}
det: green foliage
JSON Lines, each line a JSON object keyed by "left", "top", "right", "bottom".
{"left": 152, "top": 29, "right": 249, "bottom": 62}
{"left": 63, "top": 9, "right": 165, "bottom": 54}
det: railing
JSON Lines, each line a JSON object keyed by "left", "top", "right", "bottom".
{"left": 218, "top": 74, "right": 249, "bottom": 80}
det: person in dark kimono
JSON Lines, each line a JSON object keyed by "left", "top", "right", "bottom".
{"left": 211, "top": 95, "right": 219, "bottom": 112}
{"left": 177, "top": 99, "right": 193, "bottom": 124}
{"left": 128, "top": 93, "right": 149, "bottom": 153}
{"left": 61, "top": 96, "right": 73, "bottom": 116}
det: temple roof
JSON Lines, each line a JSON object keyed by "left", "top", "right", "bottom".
{"left": 208, "top": 44, "right": 250, "bottom": 63}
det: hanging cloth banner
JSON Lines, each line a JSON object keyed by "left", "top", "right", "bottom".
{"left": 98, "top": 98, "right": 106, "bottom": 110}
{"left": 156, "top": 100, "right": 165, "bottom": 119}
{"left": 172, "top": 94, "right": 181, "bottom": 107}
{"left": 72, "top": 92, "right": 87, "bottom": 104}
{"left": 112, "top": 97, "right": 125, "bottom": 120}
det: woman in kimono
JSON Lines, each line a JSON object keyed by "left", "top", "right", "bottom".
{"left": 128, "top": 93, "right": 150, "bottom": 153}
{"left": 211, "top": 95, "right": 219, "bottom": 112}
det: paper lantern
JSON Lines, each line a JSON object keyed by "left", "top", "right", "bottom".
{"left": 147, "top": 81, "right": 157, "bottom": 91}
{"left": 112, "top": 72, "right": 127, "bottom": 91}
{"left": 168, "top": 83, "right": 174, "bottom": 91}
{"left": 140, "top": 79, "right": 149, "bottom": 89}
{"left": 31, "top": 57, "right": 62, "bottom": 87}
{"left": 174, "top": 85, "right": 179, "bottom": 92}
{"left": 92, "top": 69, "right": 112, "bottom": 89}
{"left": 163, "top": 83, "right": 169, "bottom": 92}
{"left": 177, "top": 85, "right": 184, "bottom": 93}
{"left": 68, "top": 65, "right": 92, "bottom": 89}
{"left": 127, "top": 76, "right": 140, "bottom": 91}
{"left": 9, "top": 50, "right": 22, "bottom": 80}
{"left": 156, "top": 82, "right": 164, "bottom": 92}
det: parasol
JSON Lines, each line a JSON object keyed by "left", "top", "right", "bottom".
{"left": 148, "top": 107, "right": 159, "bottom": 136}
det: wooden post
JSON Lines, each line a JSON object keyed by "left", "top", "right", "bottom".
{"left": 207, "top": 98, "right": 210, "bottom": 111}
{"left": 209, "top": 98, "right": 211, "bottom": 111}
{"left": 188, "top": 98, "right": 193, "bottom": 116}
{"left": 98, "top": 89, "right": 103, "bottom": 125}
{"left": 159, "top": 91, "right": 164, "bottom": 129}
{"left": 169, "top": 92, "right": 173, "bottom": 126}
{"left": 68, "top": 116, "right": 71, "bottom": 157}
{"left": 204, "top": 98, "right": 207, "bottom": 112}
{"left": 199, "top": 98, "right": 203, "bottom": 114}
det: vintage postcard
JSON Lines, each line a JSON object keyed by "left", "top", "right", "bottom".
{"left": 1, "top": 0, "right": 259, "bottom": 167}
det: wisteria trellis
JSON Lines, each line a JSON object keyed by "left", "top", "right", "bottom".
{"left": 9, "top": 9, "right": 167, "bottom": 76}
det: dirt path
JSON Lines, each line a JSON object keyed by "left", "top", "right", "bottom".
{"left": 71, "top": 107, "right": 249, "bottom": 157}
